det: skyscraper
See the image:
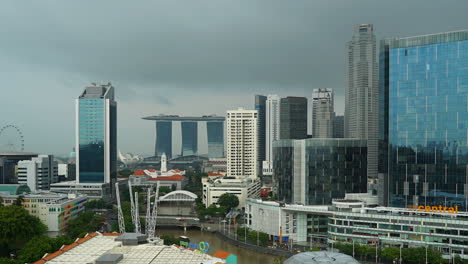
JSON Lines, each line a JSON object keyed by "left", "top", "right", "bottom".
{"left": 333, "top": 115, "right": 344, "bottom": 138}
{"left": 380, "top": 30, "right": 468, "bottom": 210}
{"left": 17, "top": 155, "right": 58, "bottom": 192}
{"left": 345, "top": 24, "right": 378, "bottom": 180}
{"left": 312, "top": 88, "right": 335, "bottom": 138}
{"left": 255, "top": 95, "right": 267, "bottom": 173}
{"left": 280, "top": 97, "right": 307, "bottom": 140}
{"left": 155, "top": 121, "right": 172, "bottom": 158}
{"left": 226, "top": 108, "right": 258, "bottom": 179}
{"left": 263, "top": 95, "right": 281, "bottom": 174}
{"left": 181, "top": 122, "right": 198, "bottom": 156}
{"left": 76, "top": 83, "right": 117, "bottom": 184}
{"left": 274, "top": 138, "right": 367, "bottom": 205}
{"left": 207, "top": 121, "right": 224, "bottom": 158}
{"left": 143, "top": 115, "right": 225, "bottom": 158}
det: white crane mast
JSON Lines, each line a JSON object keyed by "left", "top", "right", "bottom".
{"left": 128, "top": 181, "right": 136, "bottom": 227}
{"left": 145, "top": 187, "right": 152, "bottom": 235}
{"left": 134, "top": 191, "right": 141, "bottom": 233}
{"left": 115, "top": 183, "right": 125, "bottom": 234}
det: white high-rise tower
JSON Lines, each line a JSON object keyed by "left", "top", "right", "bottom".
{"left": 226, "top": 108, "right": 258, "bottom": 179}
{"left": 263, "top": 95, "right": 280, "bottom": 175}
{"left": 345, "top": 24, "right": 378, "bottom": 180}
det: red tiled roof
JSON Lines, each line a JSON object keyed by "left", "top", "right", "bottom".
{"left": 32, "top": 260, "right": 46, "bottom": 264}
{"left": 213, "top": 250, "right": 231, "bottom": 259}
{"left": 147, "top": 169, "right": 156, "bottom": 172}
{"left": 43, "top": 251, "right": 63, "bottom": 261}
{"left": 208, "top": 172, "right": 223, "bottom": 176}
{"left": 61, "top": 242, "right": 79, "bottom": 252}
{"left": 148, "top": 175, "right": 185, "bottom": 181}
{"left": 133, "top": 170, "right": 147, "bottom": 176}
{"left": 103, "top": 232, "right": 122, "bottom": 236}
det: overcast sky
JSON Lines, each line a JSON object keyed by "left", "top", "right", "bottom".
{"left": 0, "top": 0, "right": 467, "bottom": 156}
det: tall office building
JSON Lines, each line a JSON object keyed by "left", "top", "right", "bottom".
{"left": 333, "top": 115, "right": 344, "bottom": 138}
{"left": 17, "top": 155, "right": 58, "bottom": 192}
{"left": 0, "top": 158, "right": 16, "bottom": 184}
{"left": 255, "top": 95, "right": 267, "bottom": 174}
{"left": 263, "top": 95, "right": 281, "bottom": 174}
{"left": 226, "top": 108, "right": 258, "bottom": 179}
{"left": 143, "top": 115, "right": 225, "bottom": 158}
{"left": 345, "top": 24, "right": 378, "bottom": 181}
{"left": 312, "top": 88, "right": 335, "bottom": 138}
{"left": 274, "top": 138, "right": 367, "bottom": 205}
{"left": 76, "top": 83, "right": 117, "bottom": 184}
{"left": 155, "top": 121, "right": 172, "bottom": 158}
{"left": 380, "top": 30, "right": 468, "bottom": 210}
{"left": 207, "top": 122, "right": 224, "bottom": 158}
{"left": 181, "top": 122, "right": 198, "bottom": 156}
{"left": 280, "top": 97, "right": 308, "bottom": 140}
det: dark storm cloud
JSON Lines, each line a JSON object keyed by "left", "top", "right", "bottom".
{"left": 0, "top": 0, "right": 467, "bottom": 154}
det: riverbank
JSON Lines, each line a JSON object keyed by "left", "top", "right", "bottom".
{"left": 155, "top": 228, "right": 278, "bottom": 264}
{"left": 212, "top": 230, "right": 294, "bottom": 258}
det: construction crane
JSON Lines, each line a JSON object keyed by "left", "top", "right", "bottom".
{"left": 115, "top": 183, "right": 125, "bottom": 233}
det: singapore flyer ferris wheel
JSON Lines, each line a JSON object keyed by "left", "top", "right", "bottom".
{"left": 0, "top": 125, "right": 24, "bottom": 152}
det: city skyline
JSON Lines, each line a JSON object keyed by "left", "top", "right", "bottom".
{"left": 1, "top": 1, "right": 468, "bottom": 156}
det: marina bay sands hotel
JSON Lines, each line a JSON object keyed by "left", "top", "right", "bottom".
{"left": 142, "top": 115, "right": 225, "bottom": 159}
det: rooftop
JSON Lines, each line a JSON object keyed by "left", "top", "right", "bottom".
{"left": 33, "top": 232, "right": 223, "bottom": 264}
{"left": 142, "top": 115, "right": 225, "bottom": 121}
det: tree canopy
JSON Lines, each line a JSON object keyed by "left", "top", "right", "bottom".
{"left": 217, "top": 193, "right": 239, "bottom": 210}
{"left": 0, "top": 206, "right": 46, "bottom": 247}
{"left": 66, "top": 212, "right": 105, "bottom": 239}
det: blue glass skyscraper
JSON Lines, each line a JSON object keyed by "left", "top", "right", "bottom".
{"left": 380, "top": 30, "right": 468, "bottom": 210}
{"left": 76, "top": 83, "right": 117, "bottom": 184}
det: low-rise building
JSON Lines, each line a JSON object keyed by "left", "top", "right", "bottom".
{"left": 50, "top": 181, "right": 111, "bottom": 200}
{"left": 202, "top": 177, "right": 261, "bottom": 210}
{"left": 329, "top": 202, "right": 468, "bottom": 260}
{"left": 0, "top": 191, "right": 87, "bottom": 236}
{"left": 128, "top": 169, "right": 187, "bottom": 190}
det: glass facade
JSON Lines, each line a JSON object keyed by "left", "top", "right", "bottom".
{"left": 79, "top": 99, "right": 105, "bottom": 183}
{"left": 255, "top": 95, "right": 267, "bottom": 162}
{"left": 181, "top": 121, "right": 198, "bottom": 156}
{"left": 207, "top": 121, "right": 224, "bottom": 158}
{"left": 385, "top": 31, "right": 468, "bottom": 210}
{"left": 280, "top": 97, "right": 308, "bottom": 140}
{"left": 273, "top": 139, "right": 367, "bottom": 205}
{"left": 155, "top": 121, "right": 172, "bottom": 158}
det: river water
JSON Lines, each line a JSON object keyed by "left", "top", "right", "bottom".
{"left": 156, "top": 228, "right": 278, "bottom": 264}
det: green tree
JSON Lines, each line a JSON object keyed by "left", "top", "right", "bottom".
{"left": 0, "top": 206, "right": 46, "bottom": 253}
{"left": 217, "top": 193, "right": 239, "bottom": 210}
{"left": 160, "top": 235, "right": 181, "bottom": 246}
{"left": 119, "top": 169, "right": 133, "bottom": 178}
{"left": 66, "top": 212, "right": 105, "bottom": 239}
{"left": 159, "top": 186, "right": 171, "bottom": 194}
{"left": 85, "top": 199, "right": 111, "bottom": 210}
{"left": 0, "top": 258, "right": 21, "bottom": 264}
{"left": 17, "top": 236, "right": 54, "bottom": 263}
{"left": 0, "top": 197, "right": 3, "bottom": 207}
{"left": 381, "top": 247, "right": 400, "bottom": 262}
{"left": 13, "top": 196, "right": 24, "bottom": 206}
